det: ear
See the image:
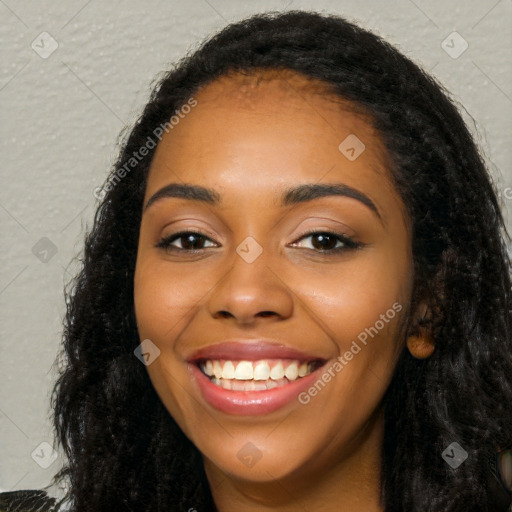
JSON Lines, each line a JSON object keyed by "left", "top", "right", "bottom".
{"left": 406, "top": 330, "right": 435, "bottom": 359}
{"left": 406, "top": 302, "right": 435, "bottom": 359}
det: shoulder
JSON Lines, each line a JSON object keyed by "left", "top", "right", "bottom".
{"left": 0, "top": 490, "right": 57, "bottom": 512}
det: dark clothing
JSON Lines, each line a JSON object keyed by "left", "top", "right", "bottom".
{"left": 0, "top": 490, "right": 57, "bottom": 512}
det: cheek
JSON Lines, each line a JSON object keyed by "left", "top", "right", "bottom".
{"left": 133, "top": 258, "right": 198, "bottom": 434}
{"left": 295, "top": 250, "right": 410, "bottom": 349}
{"left": 287, "top": 248, "right": 411, "bottom": 414}
{"left": 133, "top": 255, "right": 219, "bottom": 428}
{"left": 134, "top": 257, "right": 207, "bottom": 343}
{"left": 288, "top": 262, "right": 407, "bottom": 455}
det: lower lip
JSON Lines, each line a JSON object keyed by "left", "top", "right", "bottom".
{"left": 190, "top": 363, "right": 325, "bottom": 415}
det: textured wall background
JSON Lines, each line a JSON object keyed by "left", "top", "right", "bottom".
{"left": 1, "top": 0, "right": 511, "bottom": 497}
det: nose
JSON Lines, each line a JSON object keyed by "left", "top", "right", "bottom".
{"left": 207, "top": 246, "right": 294, "bottom": 325}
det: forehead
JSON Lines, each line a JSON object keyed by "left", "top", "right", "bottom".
{"left": 145, "top": 69, "right": 405, "bottom": 224}
{"left": 198, "top": 68, "right": 340, "bottom": 109}
{"left": 188, "top": 69, "right": 379, "bottom": 139}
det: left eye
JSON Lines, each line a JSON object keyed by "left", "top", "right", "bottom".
{"left": 290, "top": 231, "right": 360, "bottom": 252}
{"left": 156, "top": 231, "right": 217, "bottom": 252}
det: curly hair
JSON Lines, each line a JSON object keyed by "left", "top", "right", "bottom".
{"left": 49, "top": 10, "right": 512, "bottom": 512}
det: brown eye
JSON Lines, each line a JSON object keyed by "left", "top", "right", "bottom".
{"left": 291, "top": 231, "right": 361, "bottom": 253}
{"left": 156, "top": 231, "right": 217, "bottom": 252}
{"left": 309, "top": 233, "right": 339, "bottom": 251}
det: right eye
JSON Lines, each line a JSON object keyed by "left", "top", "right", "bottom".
{"left": 155, "top": 231, "right": 218, "bottom": 252}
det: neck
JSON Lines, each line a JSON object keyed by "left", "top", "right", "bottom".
{"left": 204, "top": 408, "right": 386, "bottom": 512}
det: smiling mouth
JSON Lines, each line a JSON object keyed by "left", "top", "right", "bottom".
{"left": 198, "top": 358, "right": 324, "bottom": 391}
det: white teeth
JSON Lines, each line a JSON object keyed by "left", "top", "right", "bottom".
{"left": 252, "top": 381, "right": 268, "bottom": 391}
{"left": 298, "top": 362, "right": 309, "bottom": 377}
{"left": 200, "top": 358, "right": 319, "bottom": 390}
{"left": 270, "top": 362, "right": 284, "bottom": 380}
{"left": 284, "top": 362, "right": 298, "bottom": 380}
{"left": 204, "top": 360, "right": 214, "bottom": 377}
{"left": 213, "top": 360, "right": 223, "bottom": 379}
{"left": 234, "top": 361, "right": 253, "bottom": 380}
{"left": 232, "top": 379, "right": 247, "bottom": 391}
{"left": 266, "top": 379, "right": 278, "bottom": 389}
{"left": 221, "top": 378, "right": 232, "bottom": 390}
{"left": 221, "top": 361, "right": 235, "bottom": 379}
{"left": 212, "top": 378, "right": 280, "bottom": 391}
{"left": 253, "top": 361, "right": 270, "bottom": 380}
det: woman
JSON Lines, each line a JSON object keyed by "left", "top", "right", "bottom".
{"left": 2, "top": 10, "right": 511, "bottom": 512}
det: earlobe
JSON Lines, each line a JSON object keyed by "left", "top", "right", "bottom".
{"left": 407, "top": 302, "right": 435, "bottom": 359}
{"left": 406, "top": 329, "right": 435, "bottom": 359}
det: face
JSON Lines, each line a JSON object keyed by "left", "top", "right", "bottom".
{"left": 134, "top": 70, "right": 413, "bottom": 485}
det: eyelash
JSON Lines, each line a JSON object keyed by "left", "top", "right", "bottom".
{"left": 155, "top": 229, "right": 363, "bottom": 255}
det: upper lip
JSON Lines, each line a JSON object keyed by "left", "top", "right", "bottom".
{"left": 186, "top": 340, "right": 327, "bottom": 363}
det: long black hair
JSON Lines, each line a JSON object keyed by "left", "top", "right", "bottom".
{"left": 50, "top": 10, "right": 512, "bottom": 511}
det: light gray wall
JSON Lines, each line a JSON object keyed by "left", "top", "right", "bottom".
{"left": 1, "top": 0, "right": 511, "bottom": 495}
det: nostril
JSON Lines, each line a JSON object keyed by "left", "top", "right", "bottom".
{"left": 214, "top": 310, "right": 276, "bottom": 321}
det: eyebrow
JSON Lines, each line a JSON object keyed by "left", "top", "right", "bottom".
{"left": 144, "top": 182, "right": 381, "bottom": 219}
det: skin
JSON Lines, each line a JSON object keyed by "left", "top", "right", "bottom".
{"left": 134, "top": 69, "right": 415, "bottom": 511}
